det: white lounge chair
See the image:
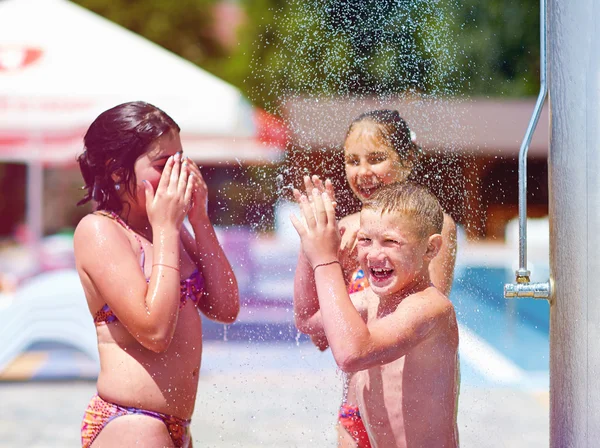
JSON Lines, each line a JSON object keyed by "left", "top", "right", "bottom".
{"left": 0, "top": 269, "right": 99, "bottom": 373}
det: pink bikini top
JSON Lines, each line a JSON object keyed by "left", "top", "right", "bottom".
{"left": 92, "top": 211, "right": 205, "bottom": 325}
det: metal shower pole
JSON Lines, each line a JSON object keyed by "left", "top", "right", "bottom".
{"left": 548, "top": 0, "right": 600, "bottom": 444}
{"left": 503, "top": 0, "right": 600, "bottom": 443}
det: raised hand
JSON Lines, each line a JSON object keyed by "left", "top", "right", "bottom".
{"left": 143, "top": 152, "right": 194, "bottom": 231}
{"left": 290, "top": 188, "right": 340, "bottom": 268}
{"left": 293, "top": 175, "right": 337, "bottom": 208}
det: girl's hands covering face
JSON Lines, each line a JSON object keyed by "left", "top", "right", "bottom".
{"left": 182, "top": 157, "right": 209, "bottom": 226}
{"left": 144, "top": 152, "right": 194, "bottom": 231}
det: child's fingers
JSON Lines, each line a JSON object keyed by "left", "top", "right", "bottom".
{"left": 348, "top": 228, "right": 359, "bottom": 251}
{"left": 322, "top": 192, "right": 336, "bottom": 227}
{"left": 303, "top": 175, "right": 316, "bottom": 201}
{"left": 312, "top": 175, "right": 325, "bottom": 192}
{"left": 341, "top": 226, "right": 359, "bottom": 248}
{"left": 299, "top": 194, "right": 317, "bottom": 229}
{"left": 290, "top": 213, "right": 307, "bottom": 237}
{"left": 188, "top": 159, "right": 207, "bottom": 186}
{"left": 178, "top": 161, "right": 189, "bottom": 197}
{"left": 312, "top": 188, "right": 328, "bottom": 227}
{"left": 169, "top": 152, "right": 182, "bottom": 192}
{"left": 157, "top": 155, "right": 174, "bottom": 192}
{"left": 293, "top": 188, "right": 302, "bottom": 203}
{"left": 325, "top": 179, "right": 337, "bottom": 203}
{"left": 184, "top": 173, "right": 194, "bottom": 205}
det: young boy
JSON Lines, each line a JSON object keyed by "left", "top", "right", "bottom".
{"left": 291, "top": 182, "right": 459, "bottom": 448}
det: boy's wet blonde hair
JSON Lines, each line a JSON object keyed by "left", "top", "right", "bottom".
{"left": 362, "top": 182, "right": 444, "bottom": 238}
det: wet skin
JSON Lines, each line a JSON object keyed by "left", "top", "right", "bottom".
{"left": 352, "top": 210, "right": 460, "bottom": 448}
{"left": 75, "top": 131, "right": 239, "bottom": 446}
{"left": 292, "top": 189, "right": 459, "bottom": 447}
{"left": 293, "top": 121, "right": 457, "bottom": 445}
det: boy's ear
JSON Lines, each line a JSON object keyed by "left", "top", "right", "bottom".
{"left": 424, "top": 234, "right": 443, "bottom": 261}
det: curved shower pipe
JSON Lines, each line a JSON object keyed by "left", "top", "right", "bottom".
{"left": 503, "top": 0, "right": 551, "bottom": 300}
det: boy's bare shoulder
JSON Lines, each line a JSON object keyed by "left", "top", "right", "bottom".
{"left": 398, "top": 286, "right": 454, "bottom": 319}
{"left": 391, "top": 288, "right": 456, "bottom": 345}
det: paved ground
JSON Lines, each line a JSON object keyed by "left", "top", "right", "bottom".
{"left": 0, "top": 342, "right": 549, "bottom": 448}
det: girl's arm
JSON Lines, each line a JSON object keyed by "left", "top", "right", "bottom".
{"left": 179, "top": 158, "right": 239, "bottom": 324}
{"left": 76, "top": 154, "right": 192, "bottom": 353}
{"left": 293, "top": 251, "right": 326, "bottom": 335}
{"left": 76, "top": 215, "right": 182, "bottom": 353}
{"left": 181, "top": 223, "right": 239, "bottom": 324}
{"left": 429, "top": 213, "right": 457, "bottom": 296}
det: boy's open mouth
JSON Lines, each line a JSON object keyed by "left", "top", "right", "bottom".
{"left": 369, "top": 267, "right": 394, "bottom": 283}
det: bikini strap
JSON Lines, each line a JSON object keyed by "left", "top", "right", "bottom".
{"left": 94, "top": 210, "right": 146, "bottom": 270}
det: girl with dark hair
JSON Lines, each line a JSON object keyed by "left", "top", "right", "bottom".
{"left": 75, "top": 101, "right": 239, "bottom": 448}
{"left": 293, "top": 110, "right": 457, "bottom": 448}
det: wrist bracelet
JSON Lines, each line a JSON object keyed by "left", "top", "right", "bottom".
{"left": 153, "top": 263, "right": 180, "bottom": 273}
{"left": 313, "top": 260, "right": 341, "bottom": 273}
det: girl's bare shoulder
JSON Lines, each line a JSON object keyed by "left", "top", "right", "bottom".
{"left": 442, "top": 212, "right": 457, "bottom": 231}
{"left": 75, "top": 213, "right": 112, "bottom": 241}
{"left": 338, "top": 212, "right": 360, "bottom": 229}
{"left": 73, "top": 213, "right": 130, "bottom": 261}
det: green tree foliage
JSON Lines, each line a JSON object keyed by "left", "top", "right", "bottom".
{"left": 451, "top": 0, "right": 540, "bottom": 97}
{"left": 73, "top": 0, "right": 225, "bottom": 66}
{"left": 72, "top": 0, "right": 540, "bottom": 111}
{"left": 239, "top": 0, "right": 463, "bottom": 112}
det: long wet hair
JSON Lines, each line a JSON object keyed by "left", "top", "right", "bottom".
{"left": 346, "top": 109, "right": 422, "bottom": 170}
{"left": 76, "top": 101, "right": 180, "bottom": 212}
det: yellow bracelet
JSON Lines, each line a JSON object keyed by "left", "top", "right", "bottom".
{"left": 153, "top": 263, "right": 180, "bottom": 273}
{"left": 313, "top": 260, "right": 341, "bottom": 273}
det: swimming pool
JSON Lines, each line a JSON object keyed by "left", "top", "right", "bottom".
{"left": 450, "top": 264, "right": 549, "bottom": 390}
{"left": 203, "top": 235, "right": 551, "bottom": 392}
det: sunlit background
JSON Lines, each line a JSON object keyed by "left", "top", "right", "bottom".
{"left": 0, "top": 0, "right": 549, "bottom": 446}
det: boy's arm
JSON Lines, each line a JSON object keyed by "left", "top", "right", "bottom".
{"left": 290, "top": 188, "right": 451, "bottom": 373}
{"left": 429, "top": 213, "right": 457, "bottom": 296}
{"left": 314, "top": 268, "right": 452, "bottom": 372}
{"left": 292, "top": 177, "right": 355, "bottom": 339}
{"left": 293, "top": 215, "right": 360, "bottom": 337}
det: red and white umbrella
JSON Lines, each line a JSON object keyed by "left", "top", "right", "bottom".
{"left": 0, "top": 0, "right": 284, "bottom": 165}
{"left": 0, "top": 0, "right": 286, "bottom": 271}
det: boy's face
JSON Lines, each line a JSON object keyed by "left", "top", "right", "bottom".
{"left": 357, "top": 209, "right": 436, "bottom": 298}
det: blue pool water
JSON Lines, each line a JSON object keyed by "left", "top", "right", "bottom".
{"left": 201, "top": 261, "right": 550, "bottom": 391}
{"left": 450, "top": 265, "right": 549, "bottom": 389}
